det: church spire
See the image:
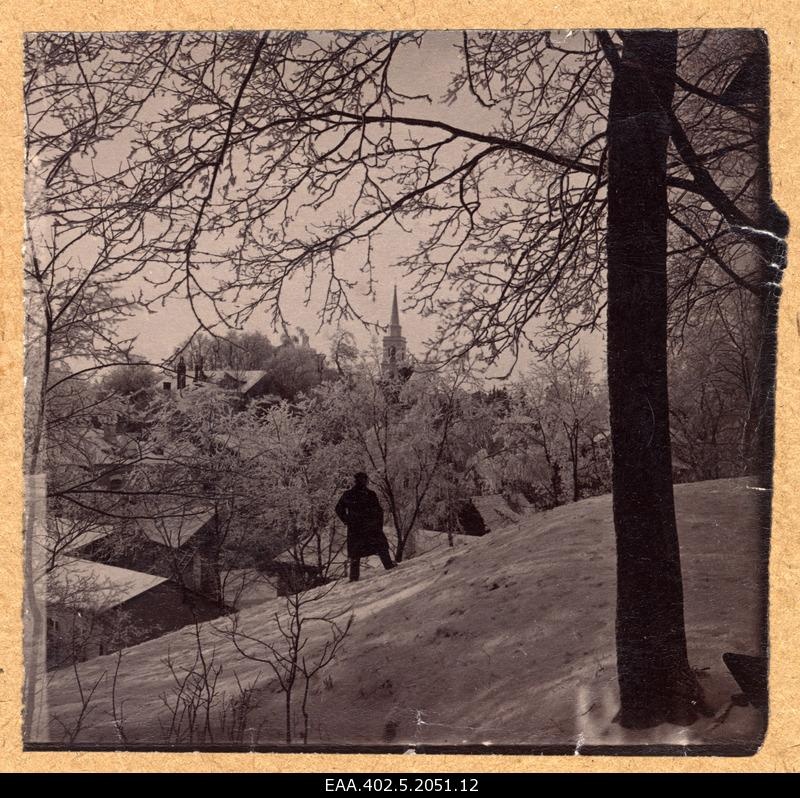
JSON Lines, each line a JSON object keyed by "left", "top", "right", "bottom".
{"left": 390, "top": 285, "right": 400, "bottom": 328}
{"left": 387, "top": 285, "right": 403, "bottom": 340}
{"left": 382, "top": 286, "right": 407, "bottom": 376}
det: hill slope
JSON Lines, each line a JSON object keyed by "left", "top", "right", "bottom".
{"left": 42, "top": 478, "right": 768, "bottom": 749}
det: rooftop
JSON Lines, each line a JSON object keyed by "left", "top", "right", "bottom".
{"left": 36, "top": 518, "right": 114, "bottom": 559}
{"left": 48, "top": 557, "right": 167, "bottom": 612}
{"left": 135, "top": 506, "right": 215, "bottom": 548}
{"left": 206, "top": 369, "right": 268, "bottom": 394}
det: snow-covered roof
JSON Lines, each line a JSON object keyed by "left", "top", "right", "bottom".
{"left": 206, "top": 369, "right": 268, "bottom": 394}
{"left": 64, "top": 427, "right": 141, "bottom": 473}
{"left": 61, "top": 525, "right": 114, "bottom": 554}
{"left": 136, "top": 508, "right": 215, "bottom": 548}
{"left": 48, "top": 557, "right": 167, "bottom": 612}
{"left": 35, "top": 518, "right": 115, "bottom": 559}
{"left": 470, "top": 494, "right": 521, "bottom": 530}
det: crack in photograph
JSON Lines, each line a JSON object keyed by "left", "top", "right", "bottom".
{"left": 21, "top": 28, "right": 784, "bottom": 753}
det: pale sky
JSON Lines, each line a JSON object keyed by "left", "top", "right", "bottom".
{"left": 116, "top": 32, "right": 489, "bottom": 366}
{"left": 36, "top": 30, "right": 606, "bottom": 380}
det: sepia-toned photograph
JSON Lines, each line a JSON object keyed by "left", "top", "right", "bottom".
{"left": 21, "top": 28, "right": 784, "bottom": 753}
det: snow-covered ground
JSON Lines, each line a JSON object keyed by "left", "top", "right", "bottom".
{"left": 40, "top": 478, "right": 768, "bottom": 749}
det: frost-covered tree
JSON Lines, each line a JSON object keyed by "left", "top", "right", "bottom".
{"left": 314, "top": 360, "right": 490, "bottom": 561}
{"left": 25, "top": 28, "right": 783, "bottom": 728}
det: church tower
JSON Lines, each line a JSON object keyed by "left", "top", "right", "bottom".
{"left": 382, "top": 286, "right": 408, "bottom": 377}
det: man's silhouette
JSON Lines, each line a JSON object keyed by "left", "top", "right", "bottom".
{"left": 335, "top": 472, "right": 397, "bottom": 582}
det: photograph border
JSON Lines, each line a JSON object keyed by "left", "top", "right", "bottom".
{"left": 2, "top": 0, "right": 799, "bottom": 773}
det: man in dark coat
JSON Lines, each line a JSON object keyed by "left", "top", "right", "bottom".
{"left": 335, "top": 472, "right": 396, "bottom": 582}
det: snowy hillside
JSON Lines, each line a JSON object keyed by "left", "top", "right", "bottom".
{"left": 43, "top": 478, "right": 768, "bottom": 749}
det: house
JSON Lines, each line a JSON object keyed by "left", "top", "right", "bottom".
{"left": 469, "top": 494, "right": 523, "bottom": 532}
{"left": 41, "top": 517, "right": 116, "bottom": 572}
{"left": 46, "top": 557, "right": 223, "bottom": 669}
{"left": 421, "top": 494, "right": 526, "bottom": 538}
{"left": 205, "top": 369, "right": 274, "bottom": 400}
{"left": 160, "top": 366, "right": 283, "bottom": 410}
{"left": 69, "top": 503, "right": 224, "bottom": 602}
{"left": 63, "top": 421, "right": 140, "bottom": 494}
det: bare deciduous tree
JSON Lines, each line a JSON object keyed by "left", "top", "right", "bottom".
{"left": 223, "top": 585, "right": 353, "bottom": 744}
{"left": 25, "top": 28, "right": 783, "bottom": 730}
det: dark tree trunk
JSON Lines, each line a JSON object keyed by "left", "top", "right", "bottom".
{"left": 606, "top": 30, "right": 706, "bottom": 728}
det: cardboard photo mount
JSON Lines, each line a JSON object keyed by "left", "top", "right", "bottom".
{"left": 1, "top": 0, "right": 799, "bottom": 773}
